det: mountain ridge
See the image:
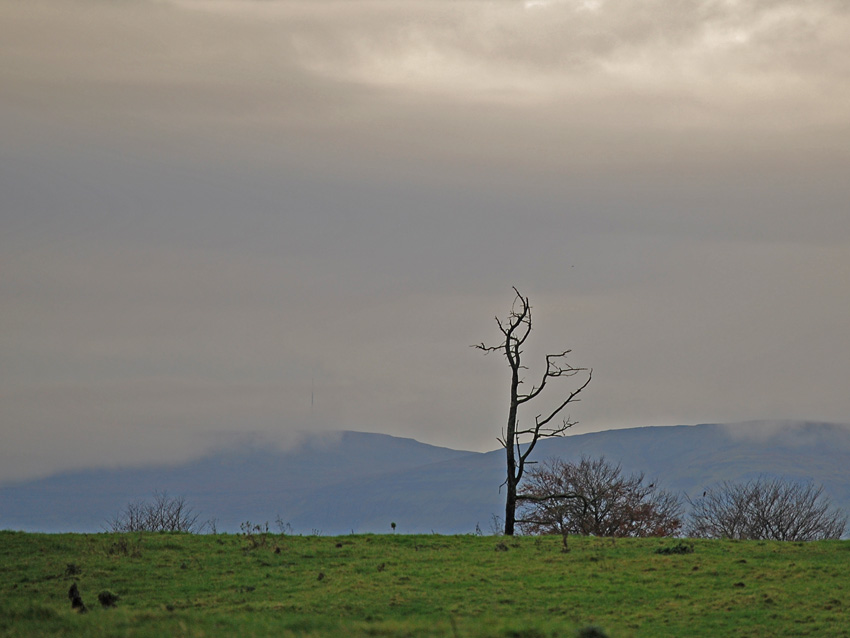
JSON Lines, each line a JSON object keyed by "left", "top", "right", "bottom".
{"left": 2, "top": 421, "right": 848, "bottom": 534}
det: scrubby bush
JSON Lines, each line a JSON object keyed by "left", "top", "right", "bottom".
{"left": 518, "top": 456, "right": 683, "bottom": 538}
{"left": 106, "top": 491, "right": 202, "bottom": 533}
{"left": 687, "top": 476, "right": 846, "bottom": 541}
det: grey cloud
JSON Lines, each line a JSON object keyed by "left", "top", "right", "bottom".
{"left": 5, "top": 0, "right": 849, "bottom": 124}
{"left": 1, "top": 0, "right": 849, "bottom": 483}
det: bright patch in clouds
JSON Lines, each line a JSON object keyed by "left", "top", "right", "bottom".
{"left": 277, "top": 0, "right": 850, "bottom": 123}
{"left": 524, "top": 0, "right": 601, "bottom": 10}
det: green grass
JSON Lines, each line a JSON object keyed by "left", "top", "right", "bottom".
{"left": 1, "top": 530, "right": 848, "bottom": 637}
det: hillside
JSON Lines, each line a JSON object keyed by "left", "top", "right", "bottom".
{"left": 0, "top": 432, "right": 480, "bottom": 533}
{"left": 2, "top": 532, "right": 848, "bottom": 637}
{"left": 529, "top": 420, "right": 850, "bottom": 507}
{"left": 1, "top": 421, "right": 849, "bottom": 534}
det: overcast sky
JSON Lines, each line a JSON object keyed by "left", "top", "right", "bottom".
{"left": 2, "top": 0, "right": 849, "bottom": 484}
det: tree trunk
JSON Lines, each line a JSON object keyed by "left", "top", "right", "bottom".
{"left": 505, "top": 449, "right": 517, "bottom": 535}
{"left": 504, "top": 368, "right": 520, "bottom": 535}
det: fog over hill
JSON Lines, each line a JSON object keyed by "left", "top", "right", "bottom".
{"left": 2, "top": 421, "right": 848, "bottom": 534}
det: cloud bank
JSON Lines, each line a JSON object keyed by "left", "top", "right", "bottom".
{"left": 1, "top": 0, "right": 849, "bottom": 482}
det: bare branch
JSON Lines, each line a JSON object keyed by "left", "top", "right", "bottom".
{"left": 472, "top": 342, "right": 501, "bottom": 354}
{"left": 533, "top": 369, "right": 593, "bottom": 430}
{"left": 516, "top": 491, "right": 588, "bottom": 504}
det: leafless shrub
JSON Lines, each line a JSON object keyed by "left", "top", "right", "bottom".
{"left": 488, "top": 514, "right": 505, "bottom": 536}
{"left": 240, "top": 520, "right": 271, "bottom": 551}
{"left": 106, "top": 491, "right": 202, "bottom": 533}
{"left": 274, "top": 515, "right": 293, "bottom": 535}
{"left": 518, "top": 456, "right": 683, "bottom": 538}
{"left": 687, "top": 476, "right": 847, "bottom": 541}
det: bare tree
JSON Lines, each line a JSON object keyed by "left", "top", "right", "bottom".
{"left": 106, "top": 490, "right": 203, "bottom": 533}
{"left": 687, "top": 477, "right": 847, "bottom": 541}
{"left": 474, "top": 287, "right": 592, "bottom": 535}
{"left": 518, "top": 456, "right": 683, "bottom": 538}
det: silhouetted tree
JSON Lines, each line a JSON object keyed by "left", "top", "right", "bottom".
{"left": 106, "top": 490, "right": 203, "bottom": 533}
{"left": 518, "top": 456, "right": 683, "bottom": 537}
{"left": 687, "top": 477, "right": 846, "bottom": 541}
{"left": 474, "top": 287, "right": 591, "bottom": 535}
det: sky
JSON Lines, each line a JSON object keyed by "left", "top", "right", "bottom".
{"left": 2, "top": 0, "right": 849, "bottom": 485}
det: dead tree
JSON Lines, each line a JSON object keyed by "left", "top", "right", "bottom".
{"left": 474, "top": 287, "right": 592, "bottom": 535}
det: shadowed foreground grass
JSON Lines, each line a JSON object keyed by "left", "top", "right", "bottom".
{"left": 1, "top": 531, "right": 848, "bottom": 637}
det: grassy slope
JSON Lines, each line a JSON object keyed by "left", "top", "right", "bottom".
{"left": 1, "top": 531, "right": 848, "bottom": 637}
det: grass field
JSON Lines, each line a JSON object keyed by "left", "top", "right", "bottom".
{"left": 1, "top": 530, "right": 848, "bottom": 637}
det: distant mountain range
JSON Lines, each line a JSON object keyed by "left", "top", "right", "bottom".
{"left": 2, "top": 421, "right": 849, "bottom": 535}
